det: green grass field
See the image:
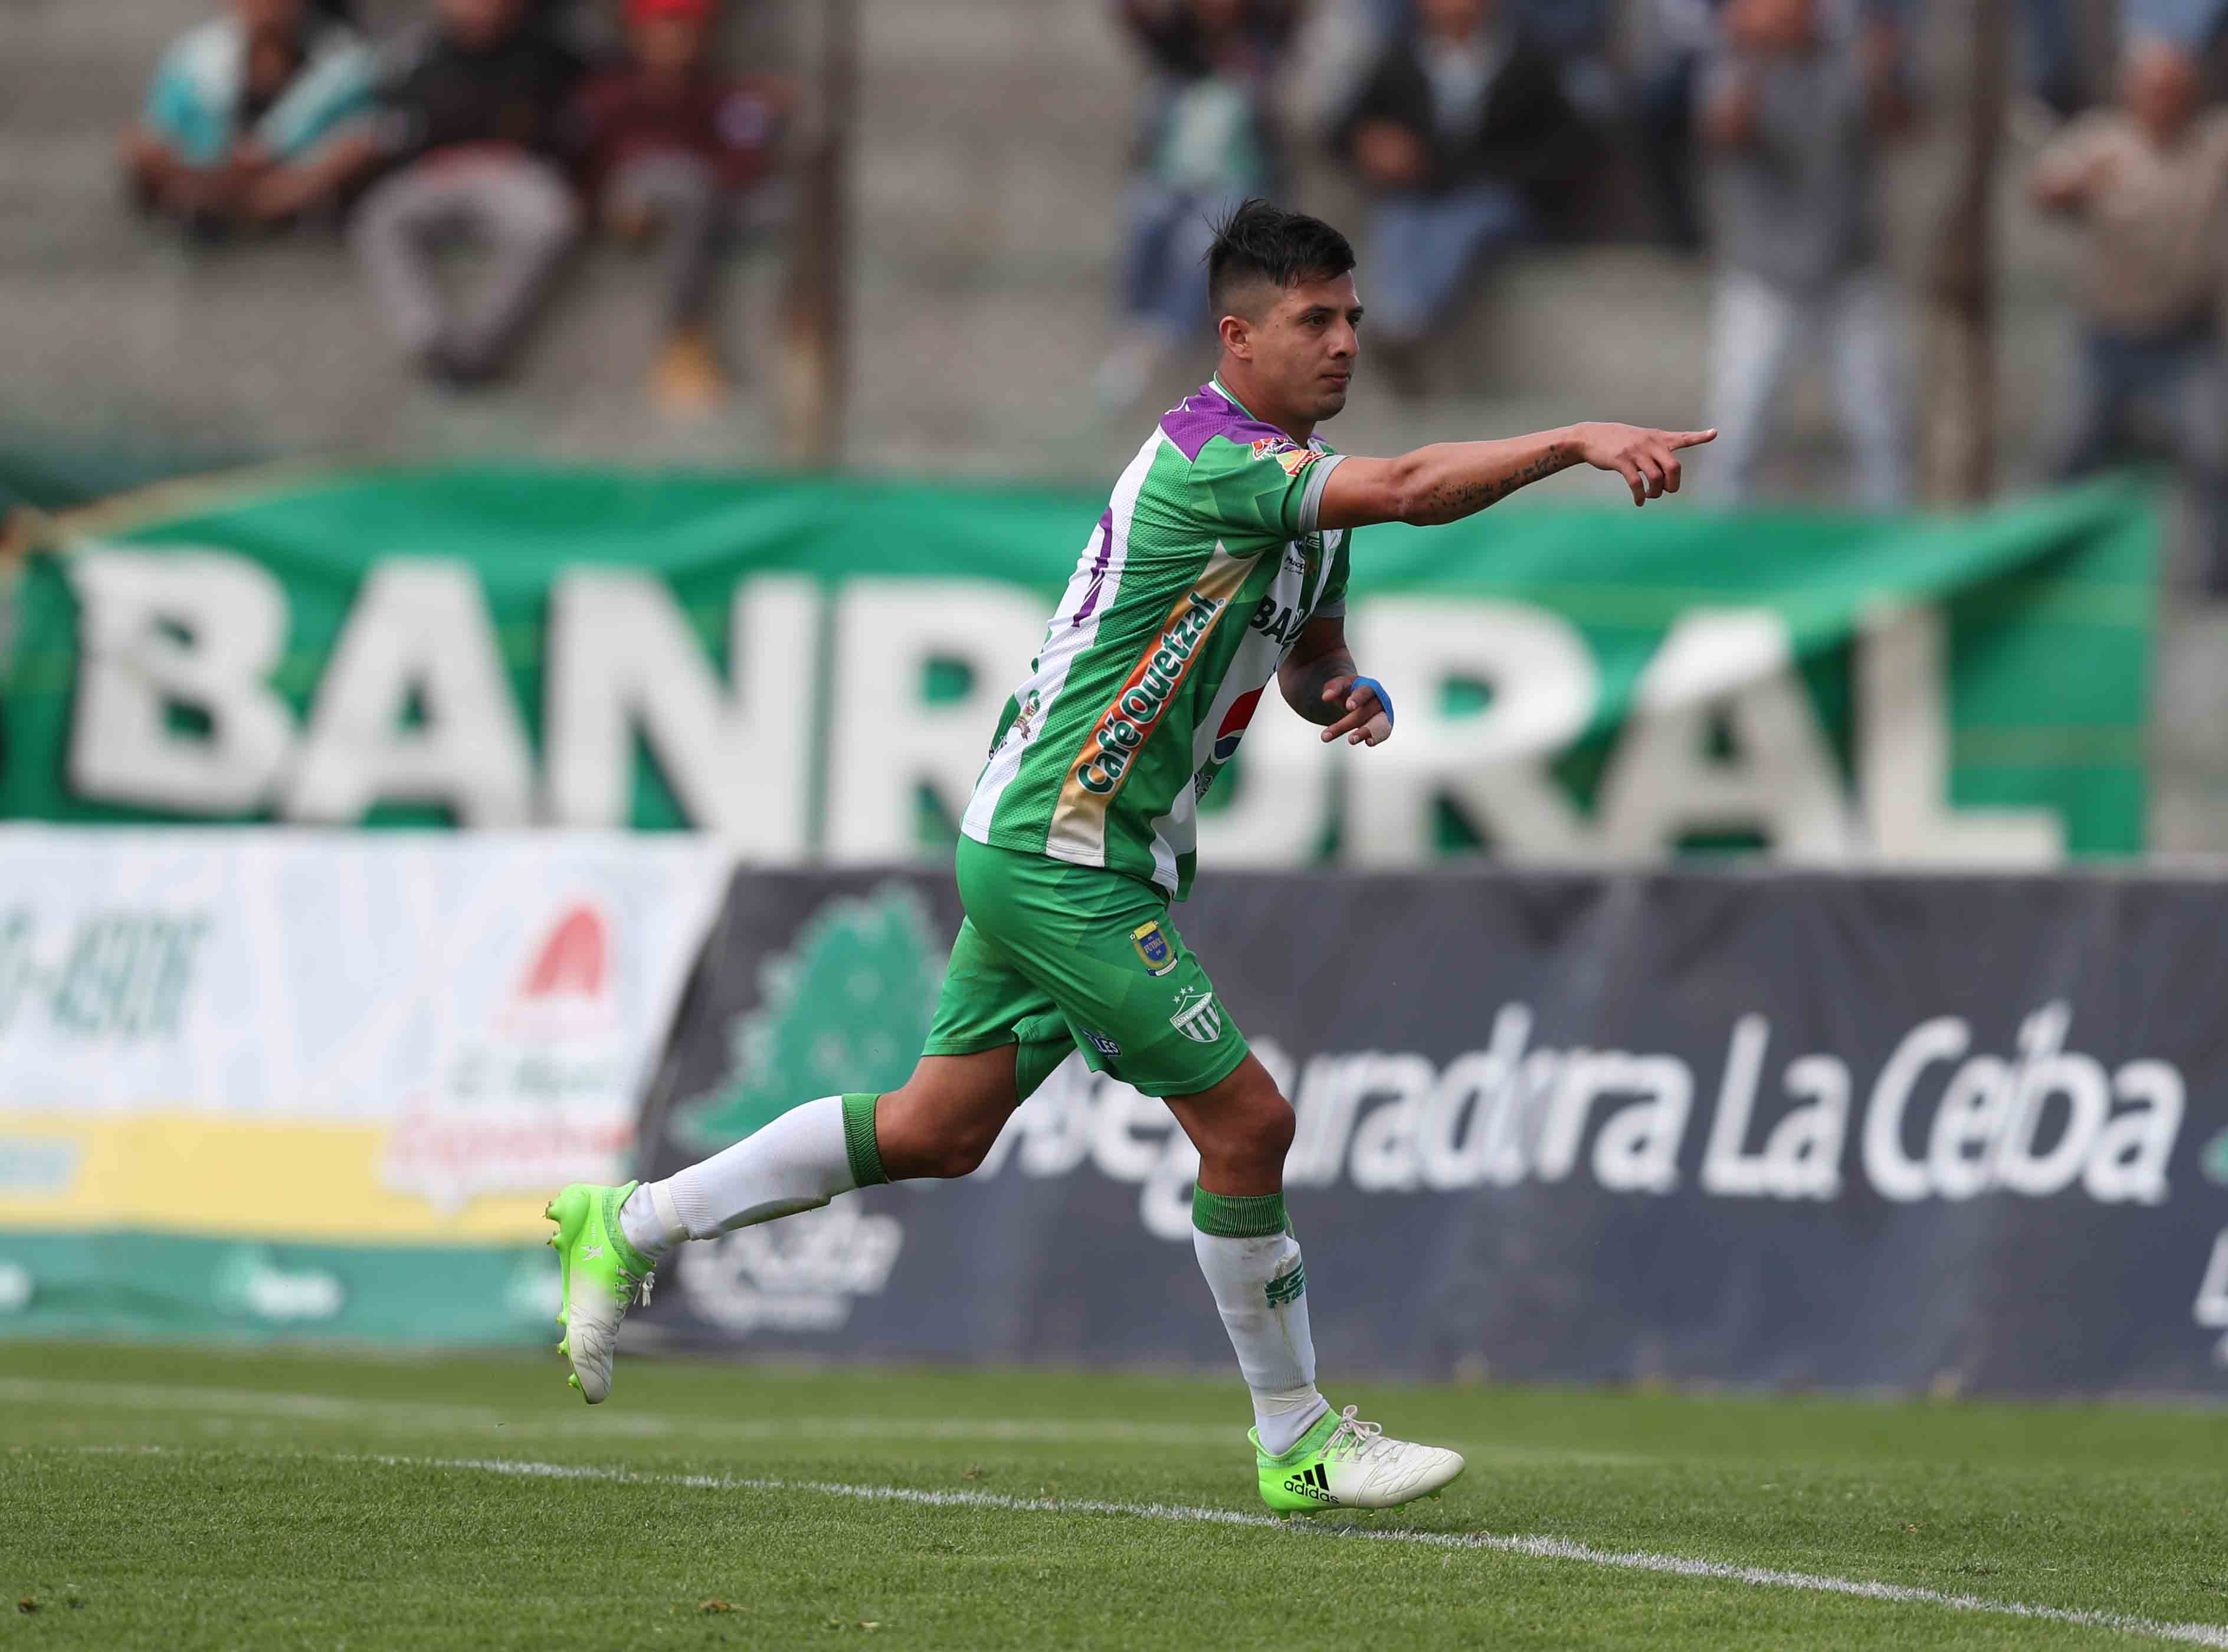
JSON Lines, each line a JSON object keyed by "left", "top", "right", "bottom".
{"left": 8, "top": 1342, "right": 2228, "bottom": 1650}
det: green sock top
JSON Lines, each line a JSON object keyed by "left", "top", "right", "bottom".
{"left": 1192, "top": 1187, "right": 1287, "bottom": 1238}
{"left": 841, "top": 1093, "right": 889, "bottom": 1188}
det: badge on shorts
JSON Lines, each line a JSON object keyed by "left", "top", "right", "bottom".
{"left": 1083, "top": 1029, "right": 1122, "bottom": 1058}
{"left": 1131, "top": 919, "right": 1177, "bottom": 976}
{"left": 1168, "top": 987, "right": 1224, "bottom": 1044}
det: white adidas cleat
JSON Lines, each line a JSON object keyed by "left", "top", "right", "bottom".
{"left": 1255, "top": 1404, "right": 1466, "bottom": 1516}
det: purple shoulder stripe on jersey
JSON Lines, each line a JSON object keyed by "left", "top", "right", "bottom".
{"left": 1157, "top": 381, "right": 1289, "bottom": 461}
{"left": 1070, "top": 509, "right": 1115, "bottom": 628}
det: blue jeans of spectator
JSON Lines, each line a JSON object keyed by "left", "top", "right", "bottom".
{"left": 1119, "top": 181, "right": 1246, "bottom": 341}
{"left": 1367, "top": 182, "right": 1532, "bottom": 345}
{"left": 2058, "top": 328, "right": 2228, "bottom": 592}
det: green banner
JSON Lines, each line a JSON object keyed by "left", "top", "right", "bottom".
{"left": 0, "top": 1231, "right": 551, "bottom": 1346}
{"left": 0, "top": 463, "right": 2155, "bottom": 863}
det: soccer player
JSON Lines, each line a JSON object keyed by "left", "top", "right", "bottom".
{"left": 543, "top": 199, "right": 1713, "bottom": 1516}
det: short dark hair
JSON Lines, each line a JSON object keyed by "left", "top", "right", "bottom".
{"left": 1205, "top": 199, "right": 1356, "bottom": 323}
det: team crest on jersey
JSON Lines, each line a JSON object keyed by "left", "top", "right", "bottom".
{"left": 1249, "top": 435, "right": 1322, "bottom": 479}
{"left": 1131, "top": 920, "right": 1177, "bottom": 976}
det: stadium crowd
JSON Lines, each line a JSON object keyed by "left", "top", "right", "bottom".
{"left": 1094, "top": 0, "right": 2228, "bottom": 587}
{"left": 113, "top": 0, "right": 2228, "bottom": 581}
{"left": 122, "top": 0, "right": 793, "bottom": 412}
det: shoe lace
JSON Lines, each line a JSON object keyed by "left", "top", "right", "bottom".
{"left": 1321, "top": 1405, "right": 1383, "bottom": 1463}
{"left": 620, "top": 1267, "right": 654, "bottom": 1310}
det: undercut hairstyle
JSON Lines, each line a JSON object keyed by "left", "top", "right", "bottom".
{"left": 1204, "top": 199, "right": 1356, "bottom": 324}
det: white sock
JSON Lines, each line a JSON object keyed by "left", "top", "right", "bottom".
{"left": 1192, "top": 1201, "right": 1328, "bottom": 1457}
{"left": 620, "top": 1095, "right": 858, "bottom": 1261}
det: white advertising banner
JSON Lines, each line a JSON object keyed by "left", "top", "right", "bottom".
{"left": 0, "top": 828, "right": 732, "bottom": 1245}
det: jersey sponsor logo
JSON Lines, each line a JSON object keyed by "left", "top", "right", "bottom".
{"left": 1131, "top": 920, "right": 1177, "bottom": 976}
{"left": 1250, "top": 597, "right": 1316, "bottom": 648}
{"left": 1073, "top": 588, "right": 1230, "bottom": 798}
{"left": 1083, "top": 1028, "right": 1123, "bottom": 1058}
{"left": 1047, "top": 546, "right": 1253, "bottom": 866}
{"left": 1169, "top": 986, "right": 1224, "bottom": 1044}
{"left": 1249, "top": 435, "right": 1323, "bottom": 479}
{"left": 1213, "top": 689, "right": 1262, "bottom": 766}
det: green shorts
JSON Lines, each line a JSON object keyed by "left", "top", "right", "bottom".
{"left": 923, "top": 836, "right": 1250, "bottom": 1101}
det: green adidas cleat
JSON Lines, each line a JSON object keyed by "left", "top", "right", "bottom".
{"left": 543, "top": 1182, "right": 655, "bottom": 1404}
{"left": 1253, "top": 1404, "right": 1465, "bottom": 1516}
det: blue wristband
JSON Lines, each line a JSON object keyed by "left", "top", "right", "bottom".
{"left": 1349, "top": 676, "right": 1394, "bottom": 729}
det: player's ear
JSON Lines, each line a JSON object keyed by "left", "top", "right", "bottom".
{"left": 1217, "top": 312, "right": 1251, "bottom": 361}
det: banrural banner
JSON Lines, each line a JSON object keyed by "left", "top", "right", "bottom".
{"left": 0, "top": 464, "right": 2154, "bottom": 864}
{"left": 0, "top": 827, "right": 728, "bottom": 1342}
{"left": 633, "top": 866, "right": 2228, "bottom": 1397}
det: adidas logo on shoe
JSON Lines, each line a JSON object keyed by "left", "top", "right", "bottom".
{"left": 1282, "top": 1464, "right": 1336, "bottom": 1503}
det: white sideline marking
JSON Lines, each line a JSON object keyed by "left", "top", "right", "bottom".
{"left": 0, "top": 1378, "right": 1646, "bottom": 1465}
{"left": 47, "top": 1442, "right": 2228, "bottom": 1646}
{"left": 373, "top": 1453, "right": 2226, "bottom": 1650}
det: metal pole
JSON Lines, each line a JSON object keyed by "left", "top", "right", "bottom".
{"left": 1921, "top": 0, "right": 2010, "bottom": 505}
{"left": 781, "top": 0, "right": 856, "bottom": 467}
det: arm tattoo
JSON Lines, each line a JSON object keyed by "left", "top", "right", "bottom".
{"left": 1288, "top": 650, "right": 1357, "bottom": 726}
{"left": 1424, "top": 442, "right": 1572, "bottom": 522}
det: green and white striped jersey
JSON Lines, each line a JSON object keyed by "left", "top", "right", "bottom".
{"left": 961, "top": 377, "right": 1353, "bottom": 899}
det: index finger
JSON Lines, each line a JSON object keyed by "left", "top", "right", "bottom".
{"left": 1667, "top": 428, "right": 1718, "bottom": 448}
{"left": 1318, "top": 702, "right": 1377, "bottom": 742}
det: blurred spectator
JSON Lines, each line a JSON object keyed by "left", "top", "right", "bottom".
{"left": 1367, "top": 0, "right": 1620, "bottom": 116}
{"left": 2023, "top": 0, "right": 2084, "bottom": 116}
{"left": 1634, "top": 0, "right": 1728, "bottom": 248}
{"left": 121, "top": 0, "right": 376, "bottom": 237}
{"left": 1360, "top": 0, "right": 1610, "bottom": 58}
{"left": 340, "top": 0, "right": 587, "bottom": 387}
{"left": 579, "top": 0, "right": 794, "bottom": 415}
{"left": 2034, "top": 35, "right": 2228, "bottom": 592}
{"left": 2134, "top": 0, "right": 2228, "bottom": 50}
{"left": 1640, "top": 0, "right": 1940, "bottom": 247}
{"left": 1700, "top": 0, "right": 1913, "bottom": 509}
{"left": 1333, "top": 0, "right": 1590, "bottom": 394}
{"left": 1095, "top": 0, "right": 1299, "bottom": 408}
